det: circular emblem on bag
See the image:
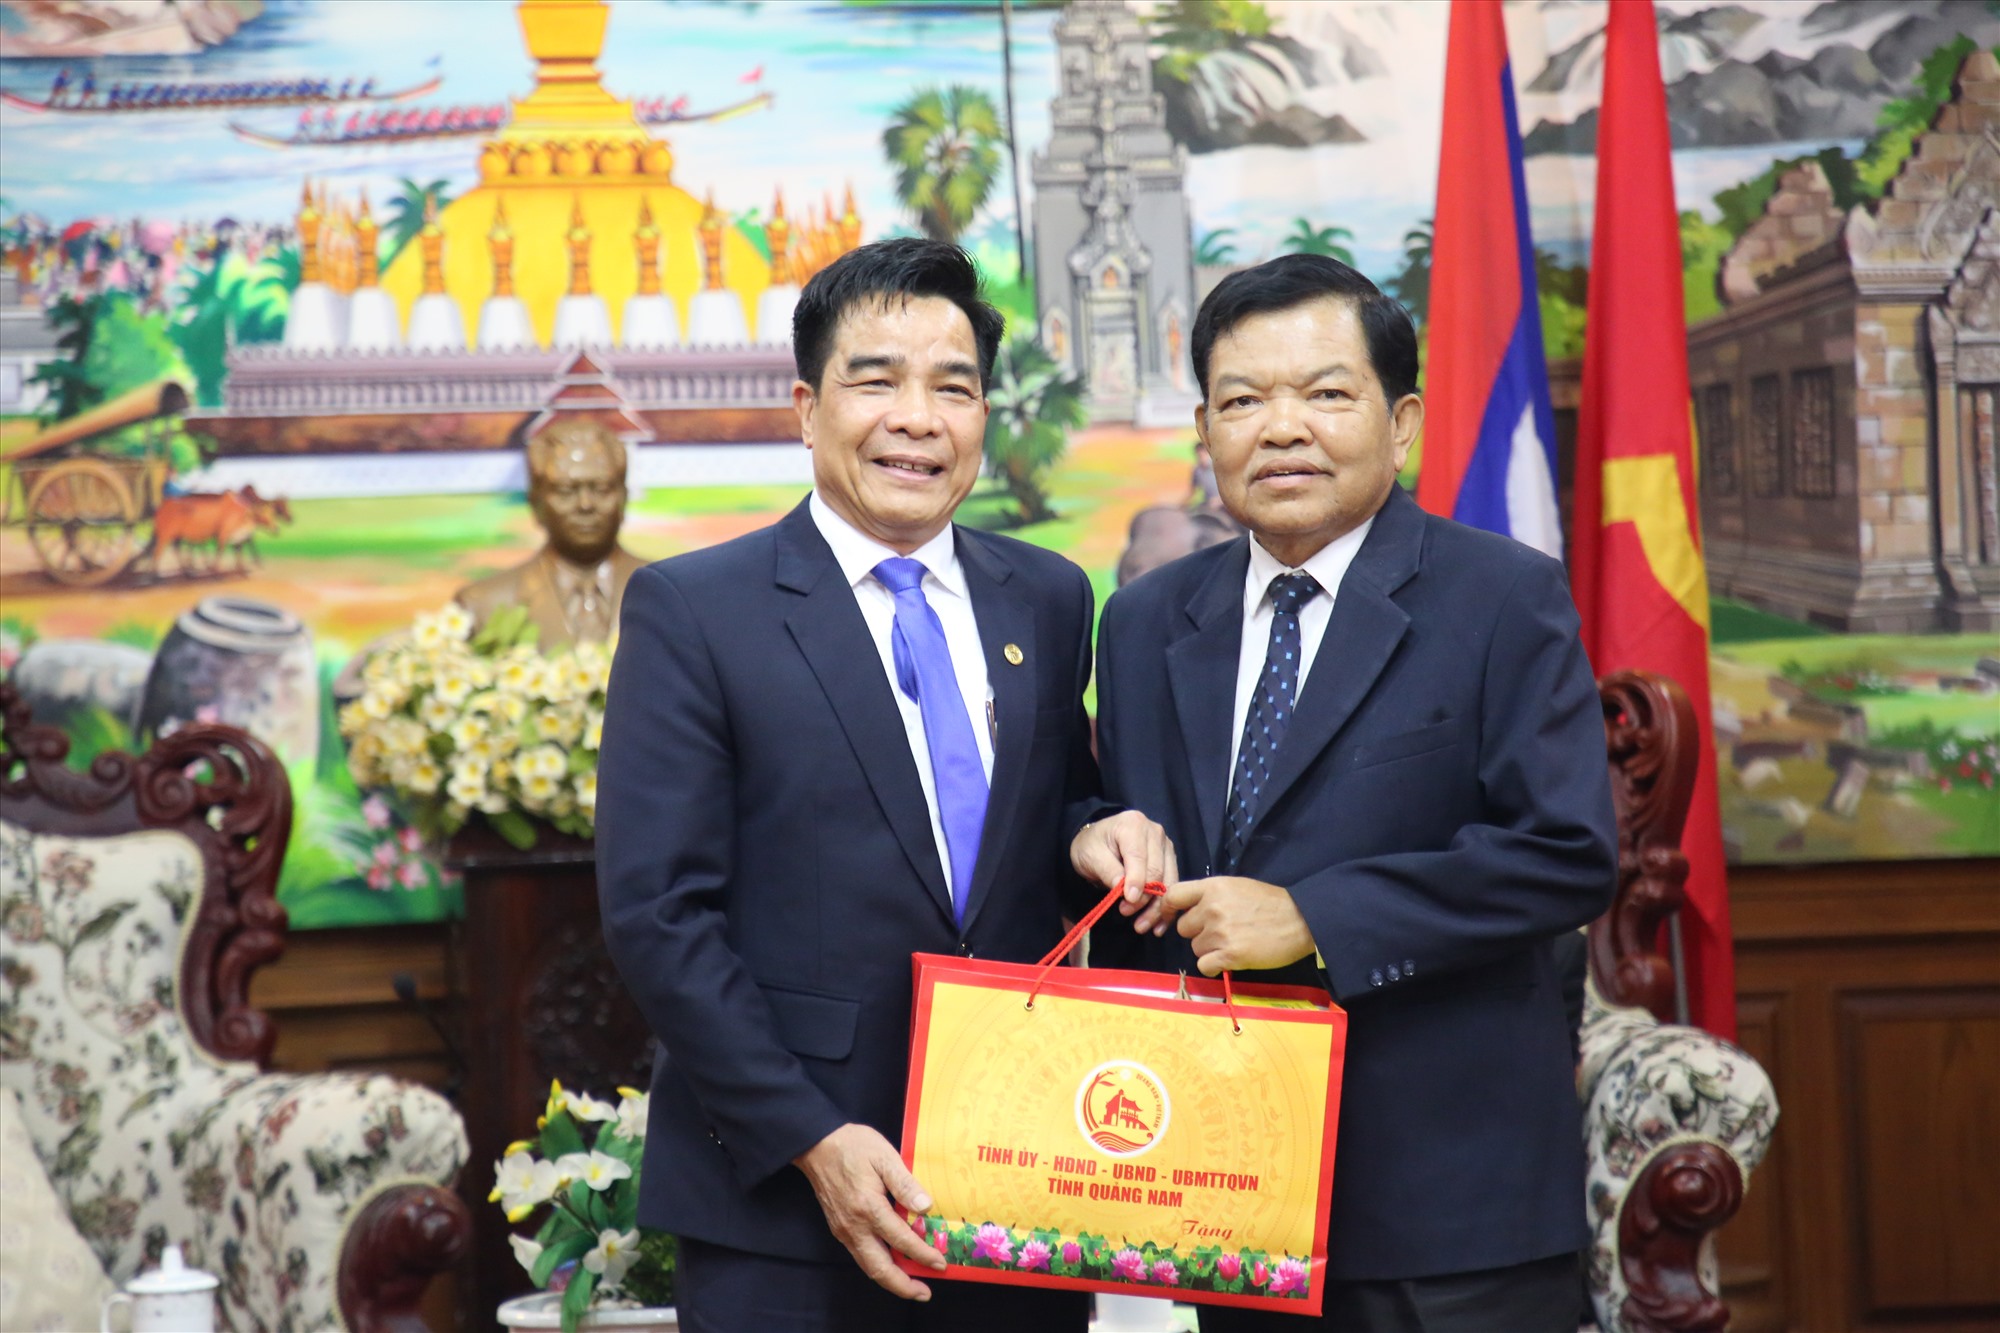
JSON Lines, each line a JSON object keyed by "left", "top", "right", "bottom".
{"left": 1075, "top": 1060, "right": 1170, "bottom": 1158}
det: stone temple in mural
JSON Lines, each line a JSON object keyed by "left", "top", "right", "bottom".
{"left": 190, "top": 0, "right": 865, "bottom": 474}
{"left": 1690, "top": 50, "right": 2000, "bottom": 633}
{"left": 1032, "top": 1, "right": 1199, "bottom": 427}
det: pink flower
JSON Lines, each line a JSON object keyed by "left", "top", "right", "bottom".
{"left": 1017, "top": 1239, "right": 1051, "bottom": 1272}
{"left": 972, "top": 1224, "right": 1014, "bottom": 1265}
{"left": 373, "top": 841, "right": 397, "bottom": 867}
{"left": 396, "top": 860, "right": 427, "bottom": 890}
{"left": 1061, "top": 1242, "right": 1081, "bottom": 1267}
{"left": 1152, "top": 1259, "right": 1179, "bottom": 1285}
{"left": 1112, "top": 1248, "right": 1146, "bottom": 1282}
{"left": 366, "top": 865, "right": 391, "bottom": 891}
{"left": 1252, "top": 1260, "right": 1269, "bottom": 1286}
{"left": 398, "top": 827, "right": 424, "bottom": 852}
{"left": 1216, "top": 1253, "right": 1241, "bottom": 1281}
{"left": 362, "top": 795, "right": 392, "bottom": 829}
{"left": 1269, "top": 1257, "right": 1308, "bottom": 1296}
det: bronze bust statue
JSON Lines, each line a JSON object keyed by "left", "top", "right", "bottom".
{"left": 457, "top": 417, "right": 647, "bottom": 645}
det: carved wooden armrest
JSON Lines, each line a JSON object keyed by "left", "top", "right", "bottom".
{"left": 337, "top": 1181, "right": 471, "bottom": 1333}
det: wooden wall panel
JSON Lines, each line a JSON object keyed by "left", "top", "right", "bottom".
{"left": 1717, "top": 858, "right": 2000, "bottom": 1333}
{"left": 1720, "top": 992, "right": 1788, "bottom": 1333}
{"left": 1845, "top": 992, "right": 2000, "bottom": 1320}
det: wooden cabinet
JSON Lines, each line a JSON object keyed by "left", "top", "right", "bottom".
{"left": 1719, "top": 858, "right": 2000, "bottom": 1333}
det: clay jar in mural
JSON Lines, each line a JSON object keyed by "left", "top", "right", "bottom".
{"left": 138, "top": 598, "right": 319, "bottom": 767}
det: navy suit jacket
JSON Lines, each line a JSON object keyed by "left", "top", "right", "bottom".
{"left": 1094, "top": 485, "right": 1617, "bottom": 1282}
{"left": 596, "top": 498, "right": 1113, "bottom": 1262}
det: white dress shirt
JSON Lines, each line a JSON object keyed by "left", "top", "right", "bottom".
{"left": 1229, "top": 517, "right": 1376, "bottom": 778}
{"left": 810, "top": 492, "right": 995, "bottom": 897}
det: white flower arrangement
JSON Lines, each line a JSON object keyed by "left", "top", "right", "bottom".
{"left": 494, "top": 1081, "right": 675, "bottom": 1328}
{"left": 338, "top": 604, "right": 609, "bottom": 848}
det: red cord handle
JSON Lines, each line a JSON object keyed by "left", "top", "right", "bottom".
{"left": 1023, "top": 881, "right": 1241, "bottom": 1034}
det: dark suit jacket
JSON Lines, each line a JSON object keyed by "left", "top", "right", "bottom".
{"left": 596, "top": 498, "right": 1112, "bottom": 1262}
{"left": 1094, "top": 484, "right": 1617, "bottom": 1282}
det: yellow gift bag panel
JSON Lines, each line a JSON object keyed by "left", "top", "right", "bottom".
{"left": 899, "top": 956, "right": 1347, "bottom": 1316}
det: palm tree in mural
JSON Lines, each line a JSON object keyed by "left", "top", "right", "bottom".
{"left": 1389, "top": 217, "right": 1433, "bottom": 324}
{"left": 169, "top": 252, "right": 291, "bottom": 406}
{"left": 1195, "top": 227, "right": 1240, "bottom": 266}
{"left": 383, "top": 178, "right": 453, "bottom": 266}
{"left": 1281, "top": 217, "right": 1356, "bottom": 265}
{"left": 983, "top": 333, "right": 1087, "bottom": 526}
{"left": 882, "top": 86, "right": 1005, "bottom": 244}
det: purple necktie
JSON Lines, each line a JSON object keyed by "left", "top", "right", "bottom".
{"left": 874, "top": 557, "right": 988, "bottom": 921}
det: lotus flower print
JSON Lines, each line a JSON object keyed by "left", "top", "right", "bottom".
{"left": 972, "top": 1223, "right": 1014, "bottom": 1265}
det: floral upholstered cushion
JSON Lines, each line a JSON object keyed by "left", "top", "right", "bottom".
{"left": 1579, "top": 979, "right": 1778, "bottom": 1333}
{"left": 0, "top": 1084, "right": 113, "bottom": 1332}
{"left": 0, "top": 819, "right": 468, "bottom": 1331}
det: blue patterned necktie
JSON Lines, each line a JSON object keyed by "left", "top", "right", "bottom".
{"left": 874, "top": 557, "right": 988, "bottom": 921}
{"left": 1222, "top": 572, "right": 1323, "bottom": 871}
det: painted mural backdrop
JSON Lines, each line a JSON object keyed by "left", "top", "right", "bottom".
{"left": 2, "top": 0, "right": 1994, "bottom": 928}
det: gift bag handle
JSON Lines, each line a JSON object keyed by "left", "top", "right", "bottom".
{"left": 1025, "top": 881, "right": 1242, "bottom": 1035}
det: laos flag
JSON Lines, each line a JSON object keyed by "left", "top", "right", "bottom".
{"left": 1415, "top": 0, "right": 1562, "bottom": 559}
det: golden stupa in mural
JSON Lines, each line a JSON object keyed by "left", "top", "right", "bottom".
{"left": 284, "top": 0, "right": 862, "bottom": 349}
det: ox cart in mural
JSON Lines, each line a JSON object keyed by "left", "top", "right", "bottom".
{"left": 0, "top": 379, "right": 286, "bottom": 588}
{"left": 1, "top": 380, "right": 189, "bottom": 586}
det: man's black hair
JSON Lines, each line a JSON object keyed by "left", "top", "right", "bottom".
{"left": 792, "top": 237, "right": 1005, "bottom": 393}
{"left": 1190, "top": 253, "right": 1420, "bottom": 404}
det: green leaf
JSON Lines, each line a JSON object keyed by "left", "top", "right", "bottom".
{"left": 531, "top": 1230, "right": 591, "bottom": 1287}
{"left": 540, "top": 1110, "right": 586, "bottom": 1159}
{"left": 69, "top": 902, "right": 136, "bottom": 950}
{"left": 561, "top": 1265, "right": 599, "bottom": 1333}
{"left": 487, "top": 808, "right": 540, "bottom": 850}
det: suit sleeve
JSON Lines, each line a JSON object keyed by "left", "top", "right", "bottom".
{"left": 1295, "top": 555, "right": 1617, "bottom": 1001}
{"left": 1059, "top": 565, "right": 1122, "bottom": 898}
{"left": 596, "top": 564, "right": 846, "bottom": 1188}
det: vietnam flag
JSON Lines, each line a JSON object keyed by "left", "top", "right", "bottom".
{"left": 1571, "top": 0, "right": 1735, "bottom": 1039}
{"left": 1417, "top": 0, "right": 1562, "bottom": 558}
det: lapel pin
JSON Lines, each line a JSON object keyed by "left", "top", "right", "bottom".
{"left": 1003, "top": 643, "right": 1024, "bottom": 666}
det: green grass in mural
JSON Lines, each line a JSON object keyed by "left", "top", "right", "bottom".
{"left": 1720, "top": 632, "right": 2000, "bottom": 678}
{"left": 273, "top": 494, "right": 524, "bottom": 565}
{"left": 627, "top": 484, "right": 807, "bottom": 517}
{"left": 1710, "top": 598, "right": 1829, "bottom": 645}
{"left": 99, "top": 620, "right": 167, "bottom": 653}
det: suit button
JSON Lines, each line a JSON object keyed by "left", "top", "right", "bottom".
{"left": 1404, "top": 958, "right": 1416, "bottom": 976}
{"left": 1386, "top": 964, "right": 1401, "bottom": 982}
{"left": 958, "top": 941, "right": 974, "bottom": 957}
{"left": 1369, "top": 969, "right": 1384, "bottom": 987}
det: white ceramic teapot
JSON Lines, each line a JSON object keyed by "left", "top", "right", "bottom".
{"left": 100, "top": 1244, "right": 219, "bottom": 1333}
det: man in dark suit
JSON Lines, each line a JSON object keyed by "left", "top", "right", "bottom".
{"left": 1094, "top": 254, "right": 1617, "bottom": 1331}
{"left": 596, "top": 239, "right": 1174, "bottom": 1333}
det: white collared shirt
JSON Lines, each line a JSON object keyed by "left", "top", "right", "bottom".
{"left": 1229, "top": 517, "right": 1376, "bottom": 778}
{"left": 810, "top": 492, "right": 995, "bottom": 896}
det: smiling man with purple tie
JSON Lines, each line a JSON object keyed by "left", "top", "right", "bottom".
{"left": 595, "top": 239, "right": 1175, "bottom": 1333}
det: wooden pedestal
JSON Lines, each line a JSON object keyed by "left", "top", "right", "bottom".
{"left": 446, "top": 825, "right": 654, "bottom": 1322}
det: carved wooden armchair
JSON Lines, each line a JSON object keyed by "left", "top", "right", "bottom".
{"left": 0, "top": 684, "right": 469, "bottom": 1332}
{"left": 1583, "top": 671, "right": 1778, "bottom": 1333}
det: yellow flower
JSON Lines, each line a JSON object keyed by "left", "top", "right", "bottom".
{"left": 407, "top": 759, "right": 442, "bottom": 796}
{"left": 412, "top": 612, "right": 447, "bottom": 652}
{"left": 584, "top": 710, "right": 603, "bottom": 751}
{"left": 522, "top": 772, "right": 559, "bottom": 806}
{"left": 577, "top": 771, "right": 598, "bottom": 814}
{"left": 434, "top": 671, "right": 473, "bottom": 708}
{"left": 420, "top": 695, "right": 455, "bottom": 730}
{"left": 449, "top": 715, "right": 489, "bottom": 748}
{"left": 439, "top": 603, "right": 474, "bottom": 642}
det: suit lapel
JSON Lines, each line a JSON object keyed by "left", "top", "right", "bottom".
{"left": 776, "top": 503, "right": 954, "bottom": 923}
{"left": 1166, "top": 539, "right": 1250, "bottom": 869}
{"left": 956, "top": 531, "right": 1033, "bottom": 935}
{"left": 1253, "top": 487, "right": 1425, "bottom": 834}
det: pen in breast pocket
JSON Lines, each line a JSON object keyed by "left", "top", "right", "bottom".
{"left": 986, "top": 698, "right": 997, "bottom": 748}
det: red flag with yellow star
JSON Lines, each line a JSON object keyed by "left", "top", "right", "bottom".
{"left": 1570, "top": 0, "right": 1736, "bottom": 1039}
